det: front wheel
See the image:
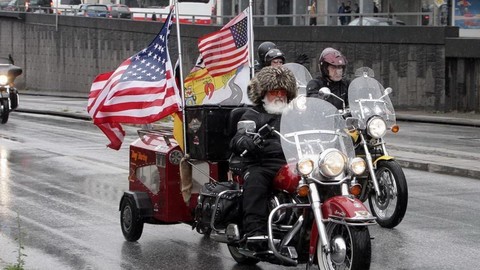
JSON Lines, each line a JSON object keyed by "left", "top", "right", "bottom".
{"left": 1, "top": 99, "right": 9, "bottom": 124}
{"left": 227, "top": 244, "right": 260, "bottom": 265}
{"left": 369, "top": 160, "right": 408, "bottom": 228}
{"left": 317, "top": 223, "right": 371, "bottom": 270}
{"left": 120, "top": 196, "right": 144, "bottom": 242}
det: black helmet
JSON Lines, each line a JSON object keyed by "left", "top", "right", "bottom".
{"left": 264, "top": 49, "right": 286, "bottom": 66}
{"left": 318, "top": 47, "right": 347, "bottom": 79}
{"left": 257, "top": 41, "right": 277, "bottom": 66}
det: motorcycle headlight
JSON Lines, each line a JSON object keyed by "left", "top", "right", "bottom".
{"left": 367, "top": 117, "right": 387, "bottom": 138}
{"left": 297, "top": 158, "right": 314, "bottom": 175}
{"left": 349, "top": 157, "right": 366, "bottom": 175}
{"left": 0, "top": 75, "right": 8, "bottom": 86}
{"left": 318, "top": 149, "right": 346, "bottom": 177}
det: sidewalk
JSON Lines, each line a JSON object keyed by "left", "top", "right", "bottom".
{"left": 15, "top": 92, "right": 480, "bottom": 180}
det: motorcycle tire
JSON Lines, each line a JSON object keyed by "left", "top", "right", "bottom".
{"left": 317, "top": 223, "right": 371, "bottom": 270}
{"left": 1, "top": 99, "right": 9, "bottom": 124}
{"left": 10, "top": 92, "right": 19, "bottom": 110}
{"left": 369, "top": 160, "right": 408, "bottom": 228}
{"left": 120, "top": 196, "right": 144, "bottom": 242}
{"left": 227, "top": 244, "right": 260, "bottom": 265}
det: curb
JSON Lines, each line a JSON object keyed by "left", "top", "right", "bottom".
{"left": 396, "top": 159, "right": 480, "bottom": 180}
{"left": 397, "top": 114, "right": 480, "bottom": 127}
{"left": 15, "top": 108, "right": 91, "bottom": 121}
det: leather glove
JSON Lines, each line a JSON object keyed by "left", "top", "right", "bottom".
{"left": 235, "top": 136, "right": 258, "bottom": 155}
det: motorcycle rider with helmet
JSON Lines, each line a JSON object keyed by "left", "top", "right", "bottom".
{"left": 306, "top": 47, "right": 349, "bottom": 109}
{"left": 255, "top": 41, "right": 277, "bottom": 71}
{"left": 263, "top": 48, "right": 285, "bottom": 67}
{"left": 230, "top": 66, "right": 297, "bottom": 251}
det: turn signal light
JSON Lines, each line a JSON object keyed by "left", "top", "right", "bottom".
{"left": 297, "top": 185, "right": 310, "bottom": 197}
{"left": 391, "top": 124, "right": 400, "bottom": 133}
{"left": 349, "top": 183, "right": 362, "bottom": 197}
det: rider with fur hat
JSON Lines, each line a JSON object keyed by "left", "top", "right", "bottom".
{"left": 306, "top": 47, "right": 349, "bottom": 109}
{"left": 230, "top": 66, "right": 297, "bottom": 250}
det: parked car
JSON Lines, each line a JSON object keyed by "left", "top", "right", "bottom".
{"left": 0, "top": 0, "right": 11, "bottom": 10}
{"left": 348, "top": 17, "right": 405, "bottom": 26}
{"left": 106, "top": 4, "right": 131, "bottom": 19}
{"left": 3, "top": 0, "right": 52, "bottom": 13}
{"left": 77, "top": 3, "right": 108, "bottom": 17}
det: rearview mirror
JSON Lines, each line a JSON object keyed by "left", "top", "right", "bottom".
{"left": 379, "top": 87, "right": 393, "bottom": 100}
{"left": 384, "top": 87, "right": 392, "bottom": 95}
{"left": 318, "top": 87, "right": 331, "bottom": 100}
{"left": 346, "top": 117, "right": 365, "bottom": 130}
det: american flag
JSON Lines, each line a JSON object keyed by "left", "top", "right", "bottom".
{"left": 87, "top": 10, "right": 181, "bottom": 150}
{"left": 198, "top": 8, "right": 249, "bottom": 77}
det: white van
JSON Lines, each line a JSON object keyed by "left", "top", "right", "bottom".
{"left": 52, "top": 0, "right": 81, "bottom": 15}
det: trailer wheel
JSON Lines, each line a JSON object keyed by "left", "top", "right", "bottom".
{"left": 120, "top": 196, "right": 144, "bottom": 242}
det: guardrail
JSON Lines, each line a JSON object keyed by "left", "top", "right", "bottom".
{"left": 0, "top": 7, "right": 437, "bottom": 26}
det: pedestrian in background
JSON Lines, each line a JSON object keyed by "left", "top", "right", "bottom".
{"left": 309, "top": 0, "right": 317, "bottom": 26}
{"left": 354, "top": 3, "right": 360, "bottom": 18}
{"left": 344, "top": 1, "right": 352, "bottom": 24}
{"left": 338, "top": 2, "right": 346, "bottom": 25}
{"left": 373, "top": 1, "right": 379, "bottom": 13}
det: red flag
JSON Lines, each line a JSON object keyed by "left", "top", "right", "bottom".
{"left": 198, "top": 8, "right": 249, "bottom": 77}
{"left": 87, "top": 10, "right": 181, "bottom": 150}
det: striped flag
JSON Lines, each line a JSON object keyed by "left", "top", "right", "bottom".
{"left": 197, "top": 8, "right": 249, "bottom": 77}
{"left": 87, "top": 9, "right": 181, "bottom": 150}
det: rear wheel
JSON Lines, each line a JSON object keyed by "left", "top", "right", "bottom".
{"left": 227, "top": 244, "right": 260, "bottom": 265}
{"left": 317, "top": 223, "right": 371, "bottom": 270}
{"left": 120, "top": 196, "right": 144, "bottom": 242}
{"left": 369, "top": 160, "right": 408, "bottom": 228}
{"left": 1, "top": 99, "right": 9, "bottom": 124}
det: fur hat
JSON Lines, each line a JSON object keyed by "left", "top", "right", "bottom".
{"left": 247, "top": 66, "right": 297, "bottom": 105}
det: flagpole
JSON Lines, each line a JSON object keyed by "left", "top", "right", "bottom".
{"left": 173, "top": 0, "right": 188, "bottom": 156}
{"left": 248, "top": 1, "right": 254, "bottom": 79}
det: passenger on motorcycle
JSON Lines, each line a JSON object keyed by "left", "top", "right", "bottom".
{"left": 306, "top": 47, "right": 349, "bottom": 109}
{"left": 256, "top": 41, "right": 277, "bottom": 70}
{"left": 263, "top": 48, "right": 285, "bottom": 67}
{"left": 229, "top": 66, "right": 297, "bottom": 251}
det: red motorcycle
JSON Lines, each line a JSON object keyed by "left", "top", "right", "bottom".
{"left": 120, "top": 96, "right": 376, "bottom": 269}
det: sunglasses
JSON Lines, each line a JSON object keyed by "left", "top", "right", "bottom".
{"left": 268, "top": 89, "right": 287, "bottom": 97}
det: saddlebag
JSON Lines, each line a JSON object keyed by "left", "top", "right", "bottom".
{"left": 194, "top": 181, "right": 242, "bottom": 231}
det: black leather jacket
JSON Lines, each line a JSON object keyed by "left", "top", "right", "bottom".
{"left": 230, "top": 105, "right": 284, "bottom": 161}
{"left": 306, "top": 76, "right": 349, "bottom": 110}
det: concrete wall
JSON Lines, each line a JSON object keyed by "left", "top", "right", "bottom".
{"left": 0, "top": 12, "right": 478, "bottom": 112}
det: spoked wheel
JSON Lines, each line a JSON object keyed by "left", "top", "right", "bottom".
{"left": 227, "top": 244, "right": 260, "bottom": 265}
{"left": 369, "top": 160, "right": 408, "bottom": 228}
{"left": 317, "top": 223, "right": 371, "bottom": 270}
{"left": 1, "top": 99, "right": 9, "bottom": 124}
{"left": 120, "top": 196, "right": 144, "bottom": 242}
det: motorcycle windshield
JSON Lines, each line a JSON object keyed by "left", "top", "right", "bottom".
{"left": 280, "top": 97, "right": 355, "bottom": 168}
{"left": 283, "top": 63, "right": 313, "bottom": 96}
{"left": 348, "top": 67, "right": 396, "bottom": 128}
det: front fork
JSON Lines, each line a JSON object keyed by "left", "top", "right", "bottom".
{"left": 359, "top": 133, "right": 382, "bottom": 197}
{"left": 308, "top": 183, "right": 330, "bottom": 255}
{"left": 0, "top": 87, "right": 11, "bottom": 111}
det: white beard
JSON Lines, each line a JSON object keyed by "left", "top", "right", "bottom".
{"left": 263, "top": 96, "right": 287, "bottom": 115}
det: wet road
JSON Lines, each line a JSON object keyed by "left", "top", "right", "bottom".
{"left": 1, "top": 113, "right": 480, "bottom": 269}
